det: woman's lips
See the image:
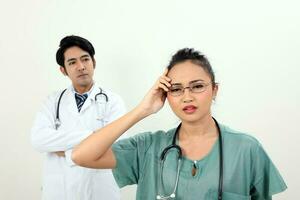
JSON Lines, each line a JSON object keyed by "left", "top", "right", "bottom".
{"left": 183, "top": 105, "right": 197, "bottom": 114}
{"left": 78, "top": 74, "right": 88, "bottom": 78}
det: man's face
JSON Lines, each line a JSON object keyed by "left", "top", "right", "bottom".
{"left": 60, "top": 46, "right": 95, "bottom": 93}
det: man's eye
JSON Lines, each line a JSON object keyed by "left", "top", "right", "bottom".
{"left": 69, "top": 62, "right": 75, "bottom": 65}
{"left": 83, "top": 58, "right": 90, "bottom": 62}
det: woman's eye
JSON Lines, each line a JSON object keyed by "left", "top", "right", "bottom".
{"left": 170, "top": 88, "right": 182, "bottom": 92}
{"left": 193, "top": 84, "right": 204, "bottom": 89}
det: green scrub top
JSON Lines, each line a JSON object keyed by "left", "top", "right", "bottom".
{"left": 112, "top": 123, "right": 287, "bottom": 200}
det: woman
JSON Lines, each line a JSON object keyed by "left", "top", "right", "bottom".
{"left": 72, "top": 48, "right": 287, "bottom": 200}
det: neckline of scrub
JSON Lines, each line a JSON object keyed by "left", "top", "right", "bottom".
{"left": 179, "top": 137, "right": 220, "bottom": 163}
{"left": 174, "top": 122, "right": 224, "bottom": 163}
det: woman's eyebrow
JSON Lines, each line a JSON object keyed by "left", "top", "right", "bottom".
{"left": 171, "top": 79, "right": 205, "bottom": 85}
{"left": 189, "top": 79, "right": 205, "bottom": 84}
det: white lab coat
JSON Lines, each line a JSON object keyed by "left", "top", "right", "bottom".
{"left": 31, "top": 85, "right": 126, "bottom": 200}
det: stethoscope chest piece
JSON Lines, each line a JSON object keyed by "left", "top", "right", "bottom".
{"left": 55, "top": 119, "right": 61, "bottom": 130}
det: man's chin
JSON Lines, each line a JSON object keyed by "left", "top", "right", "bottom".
{"left": 76, "top": 80, "right": 93, "bottom": 88}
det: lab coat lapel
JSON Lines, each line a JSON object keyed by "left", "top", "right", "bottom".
{"left": 79, "top": 85, "right": 98, "bottom": 113}
{"left": 65, "top": 88, "right": 79, "bottom": 115}
{"left": 83, "top": 85, "right": 108, "bottom": 121}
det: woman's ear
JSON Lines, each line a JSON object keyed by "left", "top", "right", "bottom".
{"left": 213, "top": 83, "right": 219, "bottom": 100}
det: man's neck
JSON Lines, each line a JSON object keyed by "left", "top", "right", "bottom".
{"left": 74, "top": 82, "right": 93, "bottom": 94}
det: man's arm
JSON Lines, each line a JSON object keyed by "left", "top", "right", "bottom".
{"left": 32, "top": 91, "right": 126, "bottom": 159}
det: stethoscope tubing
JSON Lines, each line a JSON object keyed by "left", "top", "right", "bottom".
{"left": 55, "top": 87, "right": 108, "bottom": 130}
{"left": 157, "top": 117, "right": 223, "bottom": 200}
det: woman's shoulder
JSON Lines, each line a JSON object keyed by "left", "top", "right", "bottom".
{"left": 130, "top": 127, "right": 176, "bottom": 142}
{"left": 113, "top": 128, "right": 176, "bottom": 152}
{"left": 220, "top": 124, "right": 261, "bottom": 149}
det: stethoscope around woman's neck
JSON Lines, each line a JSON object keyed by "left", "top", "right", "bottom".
{"left": 156, "top": 117, "right": 223, "bottom": 200}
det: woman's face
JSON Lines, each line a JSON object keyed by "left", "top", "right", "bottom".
{"left": 167, "top": 61, "right": 218, "bottom": 124}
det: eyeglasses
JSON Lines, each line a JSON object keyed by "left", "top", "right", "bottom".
{"left": 168, "top": 81, "right": 211, "bottom": 97}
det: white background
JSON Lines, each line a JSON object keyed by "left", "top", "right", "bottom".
{"left": 0, "top": 0, "right": 299, "bottom": 199}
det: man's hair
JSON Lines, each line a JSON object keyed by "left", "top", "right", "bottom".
{"left": 167, "top": 48, "right": 215, "bottom": 86}
{"left": 56, "top": 35, "right": 95, "bottom": 67}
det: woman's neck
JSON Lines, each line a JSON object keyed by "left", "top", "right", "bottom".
{"left": 179, "top": 115, "right": 217, "bottom": 140}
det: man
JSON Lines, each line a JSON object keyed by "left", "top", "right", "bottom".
{"left": 31, "top": 35, "right": 125, "bottom": 200}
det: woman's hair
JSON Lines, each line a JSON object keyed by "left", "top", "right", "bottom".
{"left": 167, "top": 48, "right": 215, "bottom": 86}
{"left": 56, "top": 35, "right": 95, "bottom": 68}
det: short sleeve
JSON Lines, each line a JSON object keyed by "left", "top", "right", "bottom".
{"left": 111, "top": 132, "right": 153, "bottom": 188}
{"left": 250, "top": 142, "right": 287, "bottom": 199}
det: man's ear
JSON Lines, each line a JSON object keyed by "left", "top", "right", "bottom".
{"left": 93, "top": 59, "right": 96, "bottom": 69}
{"left": 60, "top": 66, "right": 68, "bottom": 76}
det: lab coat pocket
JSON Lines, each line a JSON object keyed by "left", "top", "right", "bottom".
{"left": 208, "top": 190, "right": 250, "bottom": 200}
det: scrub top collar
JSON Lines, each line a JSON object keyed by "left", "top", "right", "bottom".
{"left": 173, "top": 121, "right": 224, "bottom": 167}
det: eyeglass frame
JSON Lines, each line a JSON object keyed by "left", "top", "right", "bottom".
{"left": 167, "top": 80, "right": 215, "bottom": 97}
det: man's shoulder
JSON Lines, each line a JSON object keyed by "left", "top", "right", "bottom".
{"left": 47, "top": 87, "right": 71, "bottom": 100}
{"left": 100, "top": 87, "right": 120, "bottom": 97}
{"left": 96, "top": 87, "right": 123, "bottom": 103}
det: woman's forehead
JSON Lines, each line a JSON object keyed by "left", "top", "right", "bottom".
{"left": 167, "top": 61, "right": 211, "bottom": 83}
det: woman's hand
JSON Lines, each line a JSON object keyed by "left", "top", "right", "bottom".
{"left": 72, "top": 69, "right": 171, "bottom": 169}
{"left": 137, "top": 69, "right": 171, "bottom": 117}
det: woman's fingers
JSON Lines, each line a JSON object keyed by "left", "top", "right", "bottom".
{"left": 156, "top": 69, "right": 172, "bottom": 90}
{"left": 159, "top": 76, "right": 171, "bottom": 87}
{"left": 158, "top": 82, "right": 169, "bottom": 92}
{"left": 163, "top": 68, "right": 169, "bottom": 76}
{"left": 152, "top": 68, "right": 172, "bottom": 93}
{"left": 155, "top": 75, "right": 171, "bottom": 92}
{"left": 162, "top": 68, "right": 171, "bottom": 80}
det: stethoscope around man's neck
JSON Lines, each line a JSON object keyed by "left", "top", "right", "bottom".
{"left": 54, "top": 87, "right": 108, "bottom": 130}
{"left": 156, "top": 117, "right": 223, "bottom": 200}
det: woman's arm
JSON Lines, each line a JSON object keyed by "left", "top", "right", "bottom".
{"left": 72, "top": 70, "right": 171, "bottom": 169}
